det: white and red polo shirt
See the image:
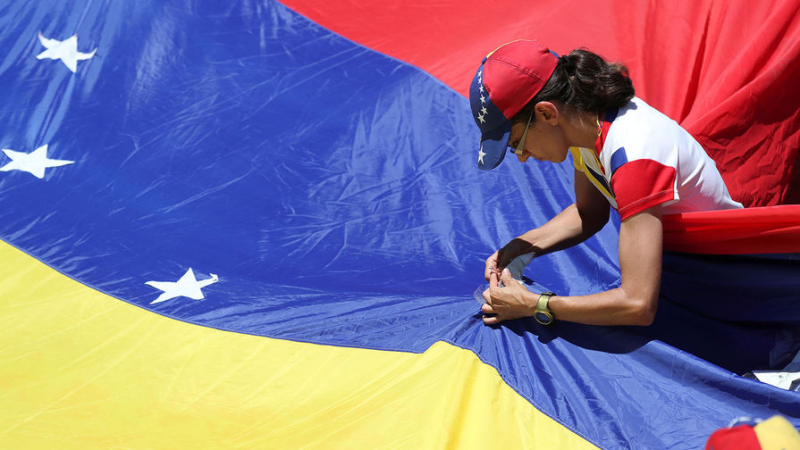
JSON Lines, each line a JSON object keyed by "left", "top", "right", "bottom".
{"left": 571, "top": 97, "right": 743, "bottom": 221}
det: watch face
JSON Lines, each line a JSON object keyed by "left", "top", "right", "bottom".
{"left": 535, "top": 312, "right": 552, "bottom": 325}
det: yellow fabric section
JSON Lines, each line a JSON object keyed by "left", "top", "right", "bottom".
{"left": 0, "top": 241, "right": 597, "bottom": 450}
{"left": 754, "top": 415, "right": 800, "bottom": 450}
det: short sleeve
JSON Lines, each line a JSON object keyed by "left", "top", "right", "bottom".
{"left": 610, "top": 157, "right": 677, "bottom": 220}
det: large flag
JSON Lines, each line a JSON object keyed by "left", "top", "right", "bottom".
{"left": 1, "top": 1, "right": 799, "bottom": 449}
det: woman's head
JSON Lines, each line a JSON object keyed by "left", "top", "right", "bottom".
{"left": 469, "top": 40, "right": 634, "bottom": 170}
{"left": 510, "top": 49, "right": 635, "bottom": 127}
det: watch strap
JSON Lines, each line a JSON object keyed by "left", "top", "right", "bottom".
{"left": 534, "top": 292, "right": 555, "bottom": 325}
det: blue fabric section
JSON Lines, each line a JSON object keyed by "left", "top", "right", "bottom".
{"left": 0, "top": 1, "right": 798, "bottom": 449}
{"left": 655, "top": 252, "right": 800, "bottom": 373}
{"left": 609, "top": 147, "right": 628, "bottom": 176}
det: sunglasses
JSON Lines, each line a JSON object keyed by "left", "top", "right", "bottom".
{"left": 509, "top": 110, "right": 535, "bottom": 155}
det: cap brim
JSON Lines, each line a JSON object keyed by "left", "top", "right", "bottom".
{"left": 477, "top": 122, "right": 511, "bottom": 171}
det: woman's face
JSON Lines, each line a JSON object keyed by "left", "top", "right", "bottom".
{"left": 508, "top": 103, "right": 569, "bottom": 164}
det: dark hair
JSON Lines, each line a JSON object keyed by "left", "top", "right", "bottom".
{"left": 513, "top": 49, "right": 634, "bottom": 124}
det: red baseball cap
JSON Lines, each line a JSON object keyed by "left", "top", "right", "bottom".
{"left": 469, "top": 40, "right": 559, "bottom": 170}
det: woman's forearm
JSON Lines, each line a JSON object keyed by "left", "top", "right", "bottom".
{"left": 545, "top": 287, "right": 657, "bottom": 326}
{"left": 520, "top": 203, "right": 605, "bottom": 257}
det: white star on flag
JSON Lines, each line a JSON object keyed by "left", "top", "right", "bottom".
{"left": 36, "top": 33, "right": 96, "bottom": 73}
{"left": 0, "top": 145, "right": 73, "bottom": 179}
{"left": 477, "top": 114, "right": 486, "bottom": 124}
{"left": 478, "top": 147, "right": 486, "bottom": 164}
{"left": 146, "top": 268, "right": 219, "bottom": 304}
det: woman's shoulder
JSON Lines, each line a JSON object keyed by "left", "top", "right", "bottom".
{"left": 615, "top": 97, "right": 676, "bottom": 127}
{"left": 607, "top": 97, "right": 695, "bottom": 150}
{"left": 602, "top": 97, "right": 711, "bottom": 175}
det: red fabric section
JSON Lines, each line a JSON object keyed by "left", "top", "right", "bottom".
{"left": 280, "top": 0, "right": 800, "bottom": 206}
{"left": 705, "top": 425, "right": 762, "bottom": 450}
{"left": 612, "top": 160, "right": 677, "bottom": 221}
{"left": 663, "top": 205, "right": 800, "bottom": 254}
{"left": 677, "top": 0, "right": 800, "bottom": 208}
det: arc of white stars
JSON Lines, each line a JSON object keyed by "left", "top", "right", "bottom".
{"left": 478, "top": 146, "right": 486, "bottom": 164}
{"left": 477, "top": 101, "right": 489, "bottom": 124}
{"left": 36, "top": 33, "right": 96, "bottom": 73}
{"left": 0, "top": 144, "right": 73, "bottom": 179}
{"left": 146, "top": 268, "right": 219, "bottom": 304}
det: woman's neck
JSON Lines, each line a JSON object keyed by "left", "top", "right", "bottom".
{"left": 575, "top": 111, "right": 601, "bottom": 150}
{"left": 561, "top": 109, "right": 601, "bottom": 151}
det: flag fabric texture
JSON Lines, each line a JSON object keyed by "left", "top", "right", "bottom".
{"left": 1, "top": 1, "right": 799, "bottom": 449}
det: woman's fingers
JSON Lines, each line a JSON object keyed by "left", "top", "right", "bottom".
{"left": 482, "top": 286, "right": 503, "bottom": 324}
{"left": 489, "top": 270, "right": 500, "bottom": 289}
{"left": 485, "top": 252, "right": 499, "bottom": 281}
{"left": 482, "top": 314, "right": 502, "bottom": 325}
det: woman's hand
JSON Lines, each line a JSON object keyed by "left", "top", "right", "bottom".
{"left": 481, "top": 268, "right": 536, "bottom": 325}
{"left": 484, "top": 250, "right": 501, "bottom": 281}
{"left": 484, "top": 237, "right": 534, "bottom": 281}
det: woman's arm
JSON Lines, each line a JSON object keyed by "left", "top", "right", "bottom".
{"left": 546, "top": 207, "right": 662, "bottom": 325}
{"left": 482, "top": 205, "right": 663, "bottom": 326}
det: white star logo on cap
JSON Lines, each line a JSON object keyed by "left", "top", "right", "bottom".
{"left": 478, "top": 147, "right": 486, "bottom": 164}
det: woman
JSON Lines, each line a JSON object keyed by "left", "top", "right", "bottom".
{"left": 472, "top": 40, "right": 742, "bottom": 327}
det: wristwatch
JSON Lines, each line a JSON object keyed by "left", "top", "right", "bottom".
{"left": 533, "top": 292, "right": 555, "bottom": 325}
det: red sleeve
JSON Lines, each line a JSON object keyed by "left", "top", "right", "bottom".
{"left": 611, "top": 159, "right": 677, "bottom": 220}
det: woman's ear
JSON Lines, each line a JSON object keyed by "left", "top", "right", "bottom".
{"left": 535, "top": 101, "right": 559, "bottom": 124}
